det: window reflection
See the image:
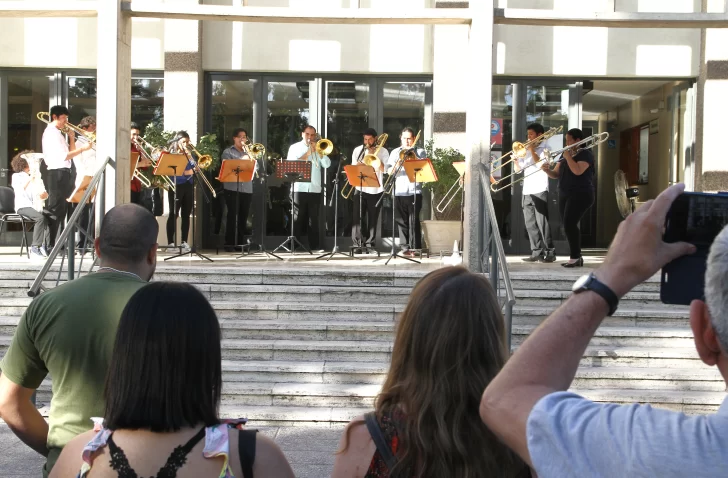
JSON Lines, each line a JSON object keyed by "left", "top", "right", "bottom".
{"left": 6, "top": 76, "right": 50, "bottom": 171}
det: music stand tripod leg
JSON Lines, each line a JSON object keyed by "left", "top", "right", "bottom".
{"left": 383, "top": 184, "right": 419, "bottom": 265}
{"left": 167, "top": 171, "right": 213, "bottom": 262}
{"left": 238, "top": 174, "right": 283, "bottom": 260}
{"left": 317, "top": 174, "right": 359, "bottom": 261}
{"left": 273, "top": 182, "right": 311, "bottom": 255}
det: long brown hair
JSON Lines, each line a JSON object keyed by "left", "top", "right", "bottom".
{"left": 375, "top": 266, "right": 526, "bottom": 477}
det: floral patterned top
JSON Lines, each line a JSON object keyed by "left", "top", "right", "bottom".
{"left": 366, "top": 410, "right": 404, "bottom": 478}
{"left": 77, "top": 417, "right": 248, "bottom": 478}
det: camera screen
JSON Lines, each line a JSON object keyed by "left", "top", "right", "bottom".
{"left": 667, "top": 194, "right": 728, "bottom": 247}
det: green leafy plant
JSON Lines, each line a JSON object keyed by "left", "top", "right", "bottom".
{"left": 143, "top": 122, "right": 221, "bottom": 173}
{"left": 424, "top": 139, "right": 465, "bottom": 221}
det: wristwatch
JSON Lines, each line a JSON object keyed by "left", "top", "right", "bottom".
{"left": 572, "top": 272, "right": 619, "bottom": 316}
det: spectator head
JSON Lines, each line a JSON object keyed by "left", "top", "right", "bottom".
{"left": 103, "top": 282, "right": 222, "bottom": 432}
{"left": 371, "top": 266, "right": 526, "bottom": 476}
{"left": 95, "top": 204, "right": 158, "bottom": 281}
{"left": 694, "top": 225, "right": 728, "bottom": 377}
{"left": 10, "top": 150, "right": 32, "bottom": 173}
{"left": 49, "top": 105, "right": 69, "bottom": 122}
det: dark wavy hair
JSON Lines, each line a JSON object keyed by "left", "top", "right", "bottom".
{"left": 103, "top": 282, "right": 222, "bottom": 432}
{"left": 10, "top": 150, "right": 32, "bottom": 173}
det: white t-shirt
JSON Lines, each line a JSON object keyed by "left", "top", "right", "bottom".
{"left": 41, "top": 123, "right": 71, "bottom": 170}
{"left": 11, "top": 171, "right": 34, "bottom": 211}
{"left": 74, "top": 148, "right": 98, "bottom": 188}
{"left": 351, "top": 144, "right": 389, "bottom": 195}
{"left": 517, "top": 143, "right": 549, "bottom": 196}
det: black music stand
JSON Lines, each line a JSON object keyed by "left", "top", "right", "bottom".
{"left": 218, "top": 158, "right": 256, "bottom": 256}
{"left": 273, "top": 160, "right": 312, "bottom": 255}
{"left": 380, "top": 159, "right": 419, "bottom": 265}
{"left": 344, "top": 163, "right": 380, "bottom": 257}
{"left": 403, "top": 159, "right": 437, "bottom": 260}
{"left": 316, "top": 158, "right": 359, "bottom": 261}
{"left": 244, "top": 155, "right": 283, "bottom": 260}
{"left": 153, "top": 153, "right": 188, "bottom": 258}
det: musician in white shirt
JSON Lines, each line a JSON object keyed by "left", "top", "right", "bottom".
{"left": 72, "top": 116, "right": 98, "bottom": 250}
{"left": 10, "top": 151, "right": 50, "bottom": 259}
{"left": 41, "top": 105, "right": 92, "bottom": 247}
{"left": 350, "top": 128, "right": 388, "bottom": 251}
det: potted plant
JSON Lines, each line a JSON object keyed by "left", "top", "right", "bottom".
{"left": 421, "top": 139, "right": 465, "bottom": 254}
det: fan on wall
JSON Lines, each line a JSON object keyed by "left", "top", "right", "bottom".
{"left": 614, "top": 170, "right": 640, "bottom": 218}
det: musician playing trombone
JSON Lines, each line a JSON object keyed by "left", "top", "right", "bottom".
{"left": 516, "top": 123, "right": 555, "bottom": 263}
{"left": 351, "top": 128, "right": 388, "bottom": 252}
{"left": 385, "top": 127, "right": 426, "bottom": 257}
{"left": 220, "top": 128, "right": 258, "bottom": 252}
{"left": 73, "top": 116, "right": 99, "bottom": 251}
{"left": 286, "top": 125, "right": 331, "bottom": 253}
{"left": 41, "top": 105, "right": 92, "bottom": 247}
{"left": 130, "top": 123, "right": 154, "bottom": 214}
{"left": 166, "top": 131, "right": 196, "bottom": 253}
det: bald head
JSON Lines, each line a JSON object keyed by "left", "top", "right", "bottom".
{"left": 98, "top": 204, "right": 158, "bottom": 265}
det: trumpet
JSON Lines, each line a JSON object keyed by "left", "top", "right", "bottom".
{"left": 490, "top": 131, "right": 609, "bottom": 193}
{"left": 132, "top": 136, "right": 177, "bottom": 192}
{"left": 37, "top": 112, "right": 97, "bottom": 149}
{"left": 307, "top": 137, "right": 333, "bottom": 168}
{"left": 182, "top": 143, "right": 217, "bottom": 198}
{"left": 382, "top": 130, "right": 421, "bottom": 195}
{"left": 341, "top": 134, "right": 388, "bottom": 200}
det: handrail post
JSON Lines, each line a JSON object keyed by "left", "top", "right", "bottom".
{"left": 67, "top": 223, "right": 75, "bottom": 281}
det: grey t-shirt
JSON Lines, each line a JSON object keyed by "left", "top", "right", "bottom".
{"left": 221, "top": 145, "right": 257, "bottom": 194}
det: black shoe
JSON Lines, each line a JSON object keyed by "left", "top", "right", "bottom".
{"left": 522, "top": 255, "right": 542, "bottom": 262}
{"left": 223, "top": 246, "right": 235, "bottom": 252}
{"left": 539, "top": 253, "right": 556, "bottom": 263}
{"left": 562, "top": 257, "right": 584, "bottom": 268}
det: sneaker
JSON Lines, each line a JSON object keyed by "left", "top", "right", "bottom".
{"left": 30, "top": 246, "right": 45, "bottom": 260}
{"left": 539, "top": 253, "right": 556, "bottom": 263}
{"left": 180, "top": 242, "right": 191, "bottom": 252}
{"left": 39, "top": 245, "right": 49, "bottom": 257}
{"left": 166, "top": 243, "right": 176, "bottom": 249}
{"left": 521, "top": 255, "right": 542, "bottom": 262}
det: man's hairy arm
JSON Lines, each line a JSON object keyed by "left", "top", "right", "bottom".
{"left": 0, "top": 373, "right": 48, "bottom": 456}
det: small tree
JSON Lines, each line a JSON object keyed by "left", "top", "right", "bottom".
{"left": 424, "top": 139, "right": 465, "bottom": 221}
{"left": 144, "top": 122, "right": 221, "bottom": 173}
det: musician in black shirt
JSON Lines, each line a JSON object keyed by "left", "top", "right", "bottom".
{"left": 541, "top": 128, "right": 595, "bottom": 268}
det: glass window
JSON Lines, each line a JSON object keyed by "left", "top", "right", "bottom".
{"left": 7, "top": 75, "right": 51, "bottom": 168}
{"left": 491, "top": 83, "right": 513, "bottom": 240}
{"left": 210, "top": 79, "right": 255, "bottom": 155}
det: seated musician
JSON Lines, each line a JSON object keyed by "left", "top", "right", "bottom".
{"left": 10, "top": 151, "right": 50, "bottom": 259}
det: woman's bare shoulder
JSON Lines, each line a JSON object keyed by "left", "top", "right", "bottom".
{"left": 50, "top": 430, "right": 98, "bottom": 478}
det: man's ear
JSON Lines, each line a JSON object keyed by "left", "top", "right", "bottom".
{"left": 94, "top": 238, "right": 102, "bottom": 259}
{"left": 147, "top": 243, "right": 158, "bottom": 265}
{"left": 691, "top": 299, "right": 722, "bottom": 367}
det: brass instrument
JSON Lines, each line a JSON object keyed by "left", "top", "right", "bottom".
{"left": 183, "top": 143, "right": 217, "bottom": 198}
{"left": 491, "top": 131, "right": 609, "bottom": 192}
{"left": 307, "top": 137, "right": 333, "bottom": 168}
{"left": 382, "top": 130, "right": 421, "bottom": 195}
{"left": 22, "top": 153, "right": 48, "bottom": 212}
{"left": 243, "top": 139, "right": 266, "bottom": 178}
{"left": 341, "top": 134, "right": 388, "bottom": 200}
{"left": 36, "top": 112, "right": 97, "bottom": 149}
{"left": 132, "top": 136, "right": 177, "bottom": 192}
{"left": 436, "top": 174, "right": 464, "bottom": 214}
{"left": 489, "top": 126, "right": 562, "bottom": 191}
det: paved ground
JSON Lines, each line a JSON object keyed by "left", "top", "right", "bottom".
{"left": 0, "top": 423, "right": 343, "bottom": 477}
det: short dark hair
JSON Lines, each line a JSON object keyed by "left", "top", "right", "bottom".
{"left": 566, "top": 128, "right": 585, "bottom": 141}
{"left": 10, "top": 150, "right": 32, "bottom": 173}
{"left": 177, "top": 130, "right": 190, "bottom": 140}
{"left": 103, "top": 282, "right": 222, "bottom": 432}
{"left": 362, "top": 128, "right": 378, "bottom": 138}
{"left": 130, "top": 122, "right": 140, "bottom": 132}
{"left": 98, "top": 204, "right": 158, "bottom": 264}
{"left": 303, "top": 125, "right": 316, "bottom": 134}
{"left": 232, "top": 128, "right": 248, "bottom": 139}
{"left": 401, "top": 127, "right": 416, "bottom": 137}
{"left": 79, "top": 116, "right": 96, "bottom": 130}
{"left": 49, "top": 105, "right": 69, "bottom": 120}
{"left": 527, "top": 123, "right": 545, "bottom": 136}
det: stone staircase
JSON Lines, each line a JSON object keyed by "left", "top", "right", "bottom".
{"left": 0, "top": 262, "right": 722, "bottom": 426}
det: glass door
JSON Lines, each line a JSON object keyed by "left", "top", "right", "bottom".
{"left": 669, "top": 82, "right": 696, "bottom": 191}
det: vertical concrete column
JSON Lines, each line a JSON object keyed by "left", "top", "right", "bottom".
{"left": 463, "top": 1, "right": 494, "bottom": 272}
{"left": 97, "top": 0, "right": 132, "bottom": 210}
{"left": 695, "top": 0, "right": 728, "bottom": 191}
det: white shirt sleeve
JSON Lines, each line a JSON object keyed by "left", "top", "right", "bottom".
{"left": 41, "top": 125, "right": 70, "bottom": 169}
{"left": 527, "top": 391, "right": 728, "bottom": 478}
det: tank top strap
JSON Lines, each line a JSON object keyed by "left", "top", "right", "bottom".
{"left": 202, "top": 419, "right": 248, "bottom": 478}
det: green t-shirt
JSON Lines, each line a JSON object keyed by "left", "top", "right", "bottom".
{"left": 0, "top": 272, "right": 147, "bottom": 476}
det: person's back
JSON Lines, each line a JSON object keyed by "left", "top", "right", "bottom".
{"left": 51, "top": 282, "right": 295, "bottom": 478}
{"left": 0, "top": 204, "right": 159, "bottom": 476}
{"left": 332, "top": 266, "right": 530, "bottom": 478}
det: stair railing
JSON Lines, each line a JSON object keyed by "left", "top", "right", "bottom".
{"left": 27, "top": 156, "right": 112, "bottom": 298}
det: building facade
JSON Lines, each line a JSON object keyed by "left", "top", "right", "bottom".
{"left": 1, "top": 0, "right": 725, "bottom": 255}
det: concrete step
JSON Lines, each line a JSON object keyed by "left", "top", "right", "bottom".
{"left": 577, "top": 346, "right": 703, "bottom": 368}
{"left": 220, "top": 339, "right": 392, "bottom": 363}
{"left": 220, "top": 320, "right": 394, "bottom": 341}
{"left": 513, "top": 325, "right": 696, "bottom": 348}
{"left": 512, "top": 305, "right": 690, "bottom": 327}
{"left": 508, "top": 278, "right": 659, "bottom": 293}
{"left": 513, "top": 289, "right": 670, "bottom": 308}
{"left": 222, "top": 360, "right": 388, "bottom": 384}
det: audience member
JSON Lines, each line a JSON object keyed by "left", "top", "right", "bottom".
{"left": 50, "top": 282, "right": 295, "bottom": 478}
{"left": 0, "top": 204, "right": 158, "bottom": 477}
{"left": 332, "top": 266, "right": 530, "bottom": 477}
{"left": 479, "top": 183, "right": 728, "bottom": 476}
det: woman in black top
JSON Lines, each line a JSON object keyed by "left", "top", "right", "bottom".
{"left": 541, "top": 128, "right": 595, "bottom": 267}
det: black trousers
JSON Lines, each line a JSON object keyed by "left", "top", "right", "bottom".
{"left": 45, "top": 169, "right": 73, "bottom": 246}
{"left": 559, "top": 189, "right": 594, "bottom": 259}
{"left": 17, "top": 207, "right": 49, "bottom": 247}
{"left": 224, "top": 190, "right": 253, "bottom": 246}
{"left": 522, "top": 191, "right": 554, "bottom": 256}
{"left": 293, "top": 191, "right": 322, "bottom": 250}
{"left": 72, "top": 202, "right": 94, "bottom": 247}
{"left": 395, "top": 194, "right": 422, "bottom": 250}
{"left": 352, "top": 191, "right": 382, "bottom": 247}
{"left": 166, "top": 182, "right": 194, "bottom": 244}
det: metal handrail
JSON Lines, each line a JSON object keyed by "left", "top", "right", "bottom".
{"left": 478, "top": 163, "right": 516, "bottom": 350}
{"left": 27, "top": 156, "right": 112, "bottom": 298}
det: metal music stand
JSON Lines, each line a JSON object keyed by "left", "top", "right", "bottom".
{"left": 154, "top": 152, "right": 188, "bottom": 256}
{"left": 404, "top": 158, "right": 437, "bottom": 259}
{"left": 344, "top": 163, "right": 380, "bottom": 258}
{"left": 316, "top": 159, "right": 361, "bottom": 262}
{"left": 273, "top": 159, "right": 312, "bottom": 255}
{"left": 130, "top": 152, "right": 140, "bottom": 178}
{"left": 218, "top": 158, "right": 257, "bottom": 256}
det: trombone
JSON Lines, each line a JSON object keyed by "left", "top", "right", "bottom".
{"left": 132, "top": 136, "right": 177, "bottom": 192}
{"left": 243, "top": 139, "right": 266, "bottom": 178}
{"left": 182, "top": 143, "right": 217, "bottom": 198}
{"left": 489, "top": 126, "right": 562, "bottom": 187}
{"left": 382, "top": 130, "right": 421, "bottom": 195}
{"left": 436, "top": 172, "right": 465, "bottom": 214}
{"left": 307, "top": 137, "right": 333, "bottom": 168}
{"left": 490, "top": 131, "right": 609, "bottom": 192}
{"left": 341, "top": 133, "right": 388, "bottom": 200}
{"left": 37, "top": 112, "right": 97, "bottom": 149}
